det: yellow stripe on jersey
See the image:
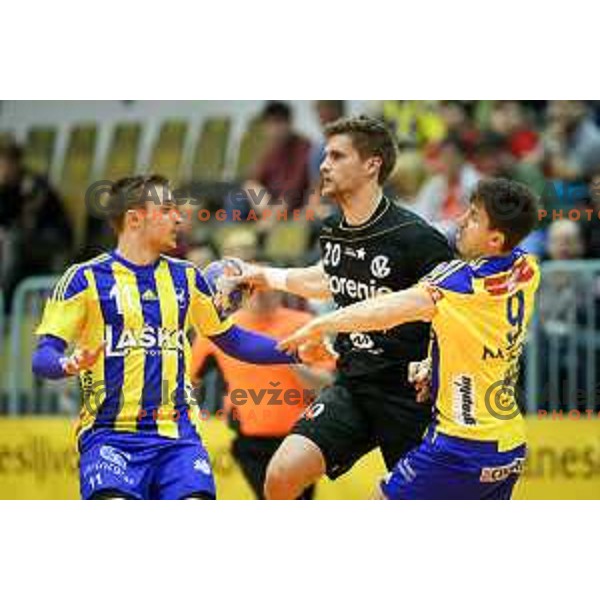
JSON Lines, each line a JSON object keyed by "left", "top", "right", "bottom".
{"left": 155, "top": 260, "right": 179, "bottom": 438}
{"left": 111, "top": 260, "right": 145, "bottom": 434}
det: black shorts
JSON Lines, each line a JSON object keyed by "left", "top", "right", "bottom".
{"left": 291, "top": 373, "right": 432, "bottom": 479}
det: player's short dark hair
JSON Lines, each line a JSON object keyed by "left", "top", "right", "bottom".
{"left": 324, "top": 115, "right": 398, "bottom": 184}
{"left": 106, "top": 174, "right": 170, "bottom": 233}
{"left": 471, "top": 178, "right": 539, "bottom": 251}
{"left": 261, "top": 101, "right": 292, "bottom": 123}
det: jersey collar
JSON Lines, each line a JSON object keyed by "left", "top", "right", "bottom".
{"left": 470, "top": 247, "right": 525, "bottom": 277}
{"left": 339, "top": 195, "right": 390, "bottom": 231}
{"left": 110, "top": 250, "right": 163, "bottom": 273}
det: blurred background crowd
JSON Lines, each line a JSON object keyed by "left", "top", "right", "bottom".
{"left": 2, "top": 100, "right": 600, "bottom": 303}
{"left": 1, "top": 99, "right": 600, "bottom": 421}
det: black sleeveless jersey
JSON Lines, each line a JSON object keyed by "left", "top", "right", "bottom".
{"left": 319, "top": 196, "right": 453, "bottom": 378}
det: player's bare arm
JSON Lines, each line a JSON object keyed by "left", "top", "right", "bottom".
{"left": 225, "top": 260, "right": 332, "bottom": 301}
{"left": 278, "top": 285, "right": 437, "bottom": 352}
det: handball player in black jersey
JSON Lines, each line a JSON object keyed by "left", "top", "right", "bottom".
{"left": 228, "top": 116, "right": 453, "bottom": 499}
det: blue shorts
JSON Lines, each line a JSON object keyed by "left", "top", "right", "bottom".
{"left": 380, "top": 428, "right": 526, "bottom": 500}
{"left": 79, "top": 430, "right": 216, "bottom": 500}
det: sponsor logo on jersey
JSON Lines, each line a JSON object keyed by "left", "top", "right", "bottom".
{"left": 480, "top": 457, "right": 524, "bottom": 483}
{"left": 453, "top": 375, "right": 476, "bottom": 426}
{"left": 327, "top": 275, "right": 392, "bottom": 300}
{"left": 193, "top": 458, "right": 211, "bottom": 475}
{"left": 303, "top": 402, "right": 325, "bottom": 421}
{"left": 105, "top": 325, "right": 186, "bottom": 356}
{"left": 99, "top": 445, "right": 131, "bottom": 470}
{"left": 349, "top": 332, "right": 375, "bottom": 349}
{"left": 370, "top": 255, "right": 391, "bottom": 279}
{"left": 141, "top": 289, "right": 158, "bottom": 301}
{"left": 482, "top": 346, "right": 505, "bottom": 360}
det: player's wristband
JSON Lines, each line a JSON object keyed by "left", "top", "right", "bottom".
{"left": 263, "top": 267, "right": 289, "bottom": 291}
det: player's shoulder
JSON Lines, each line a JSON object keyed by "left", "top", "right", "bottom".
{"left": 161, "top": 254, "right": 197, "bottom": 272}
{"left": 52, "top": 252, "right": 111, "bottom": 301}
{"left": 163, "top": 255, "right": 215, "bottom": 297}
{"left": 161, "top": 254, "right": 205, "bottom": 281}
{"left": 387, "top": 202, "right": 450, "bottom": 244}
{"left": 472, "top": 248, "right": 540, "bottom": 295}
{"left": 422, "top": 259, "right": 474, "bottom": 294}
{"left": 320, "top": 210, "right": 342, "bottom": 233}
{"left": 425, "top": 248, "right": 539, "bottom": 296}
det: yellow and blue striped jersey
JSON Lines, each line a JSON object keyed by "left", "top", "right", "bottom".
{"left": 420, "top": 248, "right": 540, "bottom": 451}
{"left": 36, "top": 251, "right": 233, "bottom": 440}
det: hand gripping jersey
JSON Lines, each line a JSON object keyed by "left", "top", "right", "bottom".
{"left": 319, "top": 196, "right": 453, "bottom": 377}
{"left": 420, "top": 248, "right": 541, "bottom": 451}
{"left": 36, "top": 251, "right": 233, "bottom": 441}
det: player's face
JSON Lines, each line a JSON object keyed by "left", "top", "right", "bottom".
{"left": 139, "top": 186, "right": 181, "bottom": 251}
{"left": 320, "top": 134, "right": 380, "bottom": 200}
{"left": 455, "top": 201, "right": 505, "bottom": 259}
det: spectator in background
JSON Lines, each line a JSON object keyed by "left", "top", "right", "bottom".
{"left": 387, "top": 151, "right": 426, "bottom": 205}
{"left": 244, "top": 101, "right": 312, "bottom": 214}
{"left": 489, "top": 101, "right": 540, "bottom": 160}
{"left": 580, "top": 174, "right": 600, "bottom": 258}
{"left": 545, "top": 218, "right": 584, "bottom": 261}
{"left": 306, "top": 101, "right": 345, "bottom": 240}
{"left": 0, "top": 142, "right": 72, "bottom": 311}
{"left": 414, "top": 134, "right": 480, "bottom": 236}
{"left": 309, "top": 101, "right": 346, "bottom": 184}
{"left": 219, "top": 227, "right": 259, "bottom": 262}
{"left": 191, "top": 280, "right": 335, "bottom": 500}
{"left": 543, "top": 101, "right": 600, "bottom": 181}
{"left": 382, "top": 100, "right": 447, "bottom": 147}
{"left": 186, "top": 240, "right": 218, "bottom": 270}
{"left": 538, "top": 219, "right": 591, "bottom": 409}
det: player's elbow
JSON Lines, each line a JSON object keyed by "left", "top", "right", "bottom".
{"left": 31, "top": 337, "right": 68, "bottom": 380}
{"left": 31, "top": 348, "right": 60, "bottom": 380}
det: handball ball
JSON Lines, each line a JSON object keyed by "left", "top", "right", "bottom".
{"left": 203, "top": 258, "right": 250, "bottom": 317}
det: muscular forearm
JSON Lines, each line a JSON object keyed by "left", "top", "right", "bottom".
{"left": 315, "top": 286, "right": 436, "bottom": 334}
{"left": 285, "top": 264, "right": 332, "bottom": 300}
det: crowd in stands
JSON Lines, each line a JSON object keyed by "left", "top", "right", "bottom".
{"left": 3, "top": 100, "right": 600, "bottom": 413}
{"left": 2, "top": 100, "right": 600, "bottom": 308}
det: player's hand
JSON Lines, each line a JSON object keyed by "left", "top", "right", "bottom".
{"left": 61, "top": 343, "right": 105, "bottom": 376}
{"left": 222, "top": 258, "right": 270, "bottom": 292}
{"left": 408, "top": 358, "right": 432, "bottom": 403}
{"left": 278, "top": 319, "right": 326, "bottom": 354}
{"left": 296, "top": 337, "right": 338, "bottom": 365}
